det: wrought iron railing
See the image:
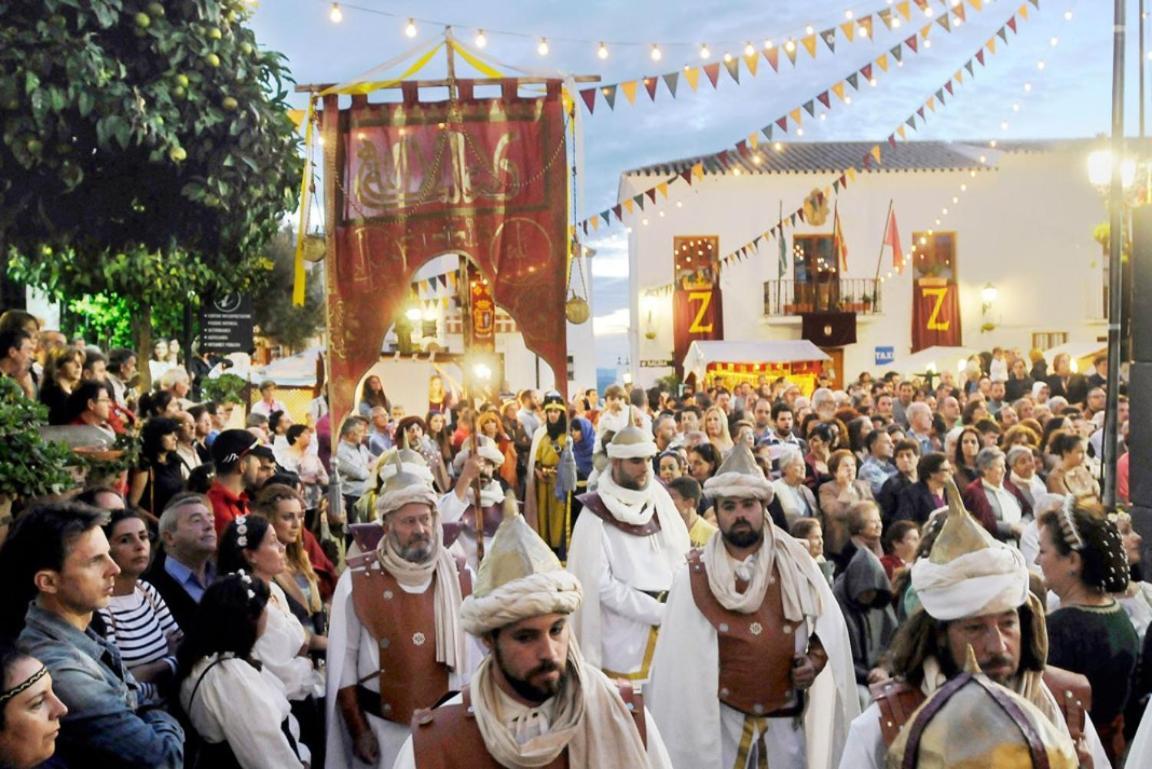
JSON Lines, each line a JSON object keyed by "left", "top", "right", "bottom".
{"left": 763, "top": 278, "right": 883, "bottom": 316}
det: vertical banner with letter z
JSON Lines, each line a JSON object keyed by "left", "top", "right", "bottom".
{"left": 911, "top": 278, "right": 962, "bottom": 352}
{"left": 673, "top": 235, "right": 724, "bottom": 374}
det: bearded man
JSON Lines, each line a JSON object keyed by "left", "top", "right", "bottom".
{"left": 325, "top": 460, "right": 478, "bottom": 769}
{"left": 393, "top": 514, "right": 673, "bottom": 768}
{"left": 439, "top": 435, "right": 518, "bottom": 570}
{"left": 649, "top": 445, "right": 858, "bottom": 769}
{"left": 566, "top": 426, "right": 691, "bottom": 683}
{"left": 839, "top": 480, "right": 1109, "bottom": 768}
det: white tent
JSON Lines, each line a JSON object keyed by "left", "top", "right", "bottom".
{"left": 250, "top": 348, "right": 323, "bottom": 388}
{"left": 1043, "top": 342, "right": 1106, "bottom": 372}
{"left": 683, "top": 340, "right": 830, "bottom": 383}
{"left": 877, "top": 345, "right": 980, "bottom": 377}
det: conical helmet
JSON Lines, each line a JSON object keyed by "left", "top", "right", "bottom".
{"left": 703, "top": 444, "right": 773, "bottom": 501}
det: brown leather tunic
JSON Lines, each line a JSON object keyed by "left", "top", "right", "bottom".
{"left": 687, "top": 550, "right": 801, "bottom": 716}
{"left": 443, "top": 502, "right": 505, "bottom": 548}
{"left": 349, "top": 553, "right": 471, "bottom": 724}
{"left": 411, "top": 683, "right": 647, "bottom": 768}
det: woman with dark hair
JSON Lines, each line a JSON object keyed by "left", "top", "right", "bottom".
{"left": 177, "top": 574, "right": 309, "bottom": 769}
{"left": 879, "top": 520, "right": 920, "bottom": 581}
{"left": 0, "top": 642, "right": 68, "bottom": 769}
{"left": 98, "top": 509, "right": 181, "bottom": 707}
{"left": 1046, "top": 429, "right": 1101, "bottom": 505}
{"left": 1037, "top": 504, "right": 1139, "bottom": 762}
{"left": 686, "top": 442, "right": 720, "bottom": 483}
{"left": 951, "top": 426, "right": 981, "bottom": 488}
{"left": 1005, "top": 357, "right": 1036, "bottom": 401}
{"left": 129, "top": 417, "right": 184, "bottom": 524}
{"left": 894, "top": 452, "right": 953, "bottom": 525}
{"left": 281, "top": 425, "right": 328, "bottom": 524}
{"left": 357, "top": 374, "right": 390, "bottom": 419}
{"left": 804, "top": 422, "right": 836, "bottom": 492}
{"left": 846, "top": 416, "right": 873, "bottom": 462}
{"left": 38, "top": 346, "right": 83, "bottom": 424}
{"left": 425, "top": 410, "right": 453, "bottom": 469}
{"left": 818, "top": 450, "right": 875, "bottom": 558}
{"left": 137, "top": 389, "right": 179, "bottom": 421}
{"left": 656, "top": 450, "right": 685, "bottom": 483}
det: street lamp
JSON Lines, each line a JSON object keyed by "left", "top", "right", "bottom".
{"left": 1087, "top": 149, "right": 1137, "bottom": 189}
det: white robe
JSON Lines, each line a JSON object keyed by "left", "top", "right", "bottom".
{"left": 565, "top": 482, "right": 688, "bottom": 679}
{"left": 324, "top": 566, "right": 482, "bottom": 769}
{"left": 839, "top": 689, "right": 1110, "bottom": 769}
{"left": 390, "top": 687, "right": 674, "bottom": 769}
{"left": 648, "top": 556, "right": 859, "bottom": 769}
{"left": 437, "top": 490, "right": 494, "bottom": 573}
{"left": 1129, "top": 697, "right": 1152, "bottom": 768}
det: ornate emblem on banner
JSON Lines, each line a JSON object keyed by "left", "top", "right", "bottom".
{"left": 470, "top": 278, "right": 496, "bottom": 351}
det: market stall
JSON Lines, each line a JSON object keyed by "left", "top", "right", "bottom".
{"left": 683, "top": 340, "right": 831, "bottom": 394}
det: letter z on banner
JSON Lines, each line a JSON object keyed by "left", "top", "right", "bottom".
{"left": 673, "top": 235, "right": 724, "bottom": 374}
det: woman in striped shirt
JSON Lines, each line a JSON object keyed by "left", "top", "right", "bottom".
{"left": 99, "top": 508, "right": 181, "bottom": 706}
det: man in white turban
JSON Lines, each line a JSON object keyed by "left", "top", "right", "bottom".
{"left": 325, "top": 459, "right": 478, "bottom": 769}
{"left": 565, "top": 425, "right": 691, "bottom": 683}
{"left": 839, "top": 480, "right": 1109, "bottom": 769}
{"left": 392, "top": 514, "right": 673, "bottom": 768}
{"left": 439, "top": 435, "right": 517, "bottom": 571}
{"left": 649, "top": 445, "right": 858, "bottom": 769}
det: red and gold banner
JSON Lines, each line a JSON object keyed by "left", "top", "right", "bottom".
{"left": 320, "top": 80, "right": 569, "bottom": 418}
{"left": 470, "top": 276, "right": 496, "bottom": 352}
{"left": 673, "top": 236, "right": 724, "bottom": 373}
{"left": 912, "top": 278, "right": 961, "bottom": 352}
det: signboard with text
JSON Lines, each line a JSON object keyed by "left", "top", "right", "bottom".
{"left": 199, "top": 293, "right": 254, "bottom": 354}
{"left": 875, "top": 346, "right": 895, "bottom": 365}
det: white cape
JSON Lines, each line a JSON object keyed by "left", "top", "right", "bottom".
{"left": 648, "top": 544, "right": 860, "bottom": 769}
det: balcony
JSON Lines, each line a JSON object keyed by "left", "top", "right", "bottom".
{"left": 764, "top": 278, "right": 883, "bottom": 317}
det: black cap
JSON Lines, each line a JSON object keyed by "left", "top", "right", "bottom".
{"left": 211, "top": 429, "right": 260, "bottom": 471}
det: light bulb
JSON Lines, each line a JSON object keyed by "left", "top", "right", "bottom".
{"left": 845, "top": 10, "right": 854, "bottom": 19}
{"left": 597, "top": 42, "right": 609, "bottom": 59}
{"left": 650, "top": 44, "right": 662, "bottom": 61}
{"left": 923, "top": 39, "right": 932, "bottom": 48}
{"left": 405, "top": 18, "right": 417, "bottom": 37}
{"left": 785, "top": 39, "right": 796, "bottom": 51}
{"left": 805, "top": 24, "right": 814, "bottom": 35}
{"left": 744, "top": 42, "right": 755, "bottom": 56}
{"left": 699, "top": 43, "right": 711, "bottom": 59}
{"left": 1064, "top": 10, "right": 1073, "bottom": 20}
{"left": 328, "top": 2, "right": 342, "bottom": 23}
{"left": 763, "top": 40, "right": 773, "bottom": 49}
{"left": 537, "top": 37, "right": 549, "bottom": 56}
{"left": 893, "top": 18, "right": 902, "bottom": 28}
{"left": 474, "top": 29, "right": 487, "bottom": 48}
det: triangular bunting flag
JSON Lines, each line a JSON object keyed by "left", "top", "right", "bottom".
{"left": 905, "top": 35, "right": 918, "bottom": 53}
{"left": 936, "top": 14, "right": 951, "bottom": 31}
{"left": 764, "top": 48, "right": 780, "bottom": 72}
{"left": 817, "top": 90, "right": 831, "bottom": 108}
{"left": 600, "top": 211, "right": 611, "bottom": 227}
{"left": 703, "top": 62, "right": 722, "bottom": 88}
{"left": 579, "top": 88, "right": 596, "bottom": 114}
{"left": 860, "top": 63, "right": 873, "bottom": 81}
{"left": 589, "top": 217, "right": 599, "bottom": 232}
{"left": 612, "top": 204, "right": 622, "bottom": 220}
{"left": 987, "top": 38, "right": 997, "bottom": 54}
{"left": 975, "top": 49, "right": 985, "bottom": 66}
{"left": 761, "top": 125, "right": 774, "bottom": 141}
{"left": 876, "top": 54, "right": 889, "bottom": 73}
{"left": 891, "top": 45, "right": 903, "bottom": 62}
{"left": 996, "top": 25, "right": 1007, "bottom": 42}
{"left": 970, "top": 0, "right": 983, "bottom": 9}
{"left": 691, "top": 162, "right": 704, "bottom": 179}
{"left": 633, "top": 194, "right": 645, "bottom": 210}
{"left": 920, "top": 26, "right": 931, "bottom": 41}
{"left": 789, "top": 108, "right": 803, "bottom": 127}
{"left": 580, "top": 221, "right": 588, "bottom": 235}
{"left": 833, "top": 179, "right": 841, "bottom": 193}
{"left": 879, "top": 8, "right": 894, "bottom": 28}
{"left": 645, "top": 189, "right": 656, "bottom": 204}
{"left": 684, "top": 67, "right": 701, "bottom": 92}
{"left": 678, "top": 168, "right": 692, "bottom": 185}
{"left": 846, "top": 168, "right": 857, "bottom": 183}
{"left": 954, "top": 4, "right": 966, "bottom": 22}
{"left": 822, "top": 29, "right": 837, "bottom": 53}
{"left": 839, "top": 173, "right": 848, "bottom": 187}
{"left": 602, "top": 85, "right": 617, "bottom": 109}
{"left": 643, "top": 77, "right": 658, "bottom": 101}
{"left": 735, "top": 140, "right": 749, "bottom": 157}
{"left": 897, "top": 1, "right": 912, "bottom": 21}
{"left": 790, "top": 212, "right": 798, "bottom": 226}
{"left": 906, "top": 116, "right": 917, "bottom": 129}
{"left": 916, "top": 106, "right": 926, "bottom": 121}
{"left": 935, "top": 88, "right": 945, "bottom": 104}
{"left": 965, "top": 59, "right": 975, "bottom": 75}
{"left": 657, "top": 182, "right": 669, "bottom": 198}
{"left": 744, "top": 53, "right": 758, "bottom": 76}
{"left": 840, "top": 21, "right": 856, "bottom": 42}
{"left": 724, "top": 58, "right": 740, "bottom": 83}
{"left": 846, "top": 73, "right": 859, "bottom": 90}
{"left": 888, "top": 134, "right": 898, "bottom": 148}
{"left": 621, "top": 80, "right": 638, "bottom": 105}
{"left": 926, "top": 96, "right": 936, "bottom": 112}
{"left": 944, "top": 80, "right": 954, "bottom": 95}
{"left": 859, "top": 16, "right": 874, "bottom": 38}
{"left": 802, "top": 100, "right": 815, "bottom": 117}
{"left": 801, "top": 34, "right": 818, "bottom": 58}
{"left": 1007, "top": 16, "right": 1018, "bottom": 33}
{"left": 784, "top": 43, "right": 798, "bottom": 65}
{"left": 748, "top": 132, "right": 759, "bottom": 149}
{"left": 832, "top": 82, "right": 847, "bottom": 102}
{"left": 663, "top": 72, "right": 679, "bottom": 97}
{"left": 1021, "top": 3, "right": 1031, "bottom": 18}
{"left": 897, "top": 125, "right": 907, "bottom": 140}
{"left": 776, "top": 116, "right": 789, "bottom": 132}
{"left": 870, "top": 144, "right": 883, "bottom": 164}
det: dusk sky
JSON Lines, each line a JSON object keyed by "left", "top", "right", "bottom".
{"left": 251, "top": 0, "right": 1128, "bottom": 368}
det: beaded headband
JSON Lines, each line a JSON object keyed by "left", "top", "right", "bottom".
{"left": 0, "top": 665, "right": 48, "bottom": 708}
{"left": 1054, "top": 495, "right": 1085, "bottom": 551}
{"left": 235, "top": 516, "right": 249, "bottom": 548}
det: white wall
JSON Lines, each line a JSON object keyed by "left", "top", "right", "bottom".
{"left": 624, "top": 142, "right": 1107, "bottom": 386}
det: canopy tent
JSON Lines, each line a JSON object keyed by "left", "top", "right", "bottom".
{"left": 1043, "top": 341, "right": 1106, "bottom": 373}
{"left": 877, "top": 345, "right": 980, "bottom": 377}
{"left": 683, "top": 340, "right": 830, "bottom": 393}
{"left": 251, "top": 348, "right": 323, "bottom": 389}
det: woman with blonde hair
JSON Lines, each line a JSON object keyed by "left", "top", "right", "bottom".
{"left": 475, "top": 410, "right": 517, "bottom": 487}
{"left": 252, "top": 484, "right": 330, "bottom": 637}
{"left": 702, "top": 405, "right": 734, "bottom": 457}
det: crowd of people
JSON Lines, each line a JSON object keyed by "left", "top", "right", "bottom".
{"left": 1, "top": 306, "right": 1150, "bottom": 769}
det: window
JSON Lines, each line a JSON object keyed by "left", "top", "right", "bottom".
{"left": 792, "top": 234, "right": 838, "bottom": 310}
{"left": 1031, "top": 332, "right": 1069, "bottom": 351}
{"left": 910, "top": 232, "right": 957, "bottom": 281}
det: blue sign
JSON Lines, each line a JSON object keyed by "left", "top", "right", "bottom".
{"left": 875, "top": 346, "right": 895, "bottom": 366}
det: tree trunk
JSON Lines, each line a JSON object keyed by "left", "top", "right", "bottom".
{"left": 133, "top": 300, "right": 153, "bottom": 393}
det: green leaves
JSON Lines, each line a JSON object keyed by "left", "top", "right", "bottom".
{"left": 0, "top": 379, "right": 76, "bottom": 499}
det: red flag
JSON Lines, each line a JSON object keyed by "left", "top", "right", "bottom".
{"left": 884, "top": 207, "right": 904, "bottom": 272}
{"left": 833, "top": 201, "right": 848, "bottom": 272}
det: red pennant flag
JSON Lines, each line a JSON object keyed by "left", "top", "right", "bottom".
{"left": 888, "top": 134, "right": 897, "bottom": 148}
{"left": 612, "top": 204, "right": 622, "bottom": 220}
{"left": 944, "top": 81, "right": 955, "bottom": 96}
{"left": 579, "top": 89, "right": 597, "bottom": 114}
{"left": 860, "top": 63, "right": 873, "bottom": 81}
{"left": 884, "top": 206, "right": 904, "bottom": 273}
{"left": 646, "top": 188, "right": 657, "bottom": 203}
{"left": 703, "top": 63, "right": 722, "bottom": 88}
{"left": 976, "top": 49, "right": 986, "bottom": 66}
{"left": 764, "top": 48, "right": 780, "bottom": 72}
{"left": 916, "top": 106, "right": 926, "bottom": 121}
{"left": 644, "top": 77, "right": 658, "bottom": 101}
{"left": 817, "top": 91, "right": 831, "bottom": 109}
{"left": 905, "top": 35, "right": 918, "bottom": 53}
{"left": 1007, "top": 16, "right": 1017, "bottom": 33}
{"left": 680, "top": 168, "right": 693, "bottom": 184}
{"left": 776, "top": 116, "right": 789, "bottom": 133}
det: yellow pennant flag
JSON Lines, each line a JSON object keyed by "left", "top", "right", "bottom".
{"left": 657, "top": 182, "right": 669, "bottom": 198}
{"left": 920, "top": 25, "right": 931, "bottom": 41}
{"left": 969, "top": 0, "right": 983, "bottom": 10}
{"left": 802, "top": 34, "right": 818, "bottom": 58}
{"left": 876, "top": 54, "right": 889, "bottom": 72}
{"left": 589, "top": 216, "right": 599, "bottom": 232}
{"left": 870, "top": 145, "right": 882, "bottom": 164}
{"left": 987, "top": 38, "right": 997, "bottom": 54}
{"left": 692, "top": 162, "right": 705, "bottom": 179}
{"left": 684, "top": 67, "right": 700, "bottom": 92}
{"left": 832, "top": 81, "right": 847, "bottom": 102}
{"left": 621, "top": 81, "right": 638, "bottom": 105}
{"left": 744, "top": 53, "right": 759, "bottom": 76}
{"left": 926, "top": 96, "right": 936, "bottom": 112}
{"left": 789, "top": 107, "right": 803, "bottom": 127}
{"left": 623, "top": 199, "right": 635, "bottom": 214}
{"left": 748, "top": 132, "right": 759, "bottom": 148}
{"left": 291, "top": 98, "right": 316, "bottom": 307}
{"left": 840, "top": 22, "right": 856, "bottom": 42}
{"left": 897, "top": 1, "right": 912, "bottom": 22}
{"left": 955, "top": 70, "right": 964, "bottom": 83}
{"left": 897, "top": 125, "right": 907, "bottom": 140}
{"left": 1019, "top": 4, "right": 1029, "bottom": 19}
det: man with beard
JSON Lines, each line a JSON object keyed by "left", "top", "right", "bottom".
{"left": 393, "top": 514, "right": 673, "bottom": 768}
{"left": 649, "top": 446, "right": 858, "bottom": 769}
{"left": 325, "top": 460, "right": 477, "bottom": 769}
{"left": 525, "top": 392, "right": 577, "bottom": 554}
{"left": 566, "top": 426, "right": 691, "bottom": 683}
{"left": 838, "top": 480, "right": 1109, "bottom": 768}
{"left": 439, "top": 435, "right": 518, "bottom": 571}
{"left": 205, "top": 429, "right": 263, "bottom": 536}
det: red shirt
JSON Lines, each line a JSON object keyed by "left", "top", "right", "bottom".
{"left": 207, "top": 480, "right": 249, "bottom": 537}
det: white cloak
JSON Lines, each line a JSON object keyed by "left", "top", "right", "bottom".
{"left": 648, "top": 553, "right": 860, "bottom": 769}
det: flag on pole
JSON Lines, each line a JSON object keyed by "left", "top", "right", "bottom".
{"left": 777, "top": 202, "right": 787, "bottom": 278}
{"left": 883, "top": 206, "right": 904, "bottom": 272}
{"left": 833, "top": 201, "right": 848, "bottom": 272}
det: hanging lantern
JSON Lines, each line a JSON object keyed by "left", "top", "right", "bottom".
{"left": 303, "top": 234, "right": 326, "bottom": 263}
{"left": 565, "top": 241, "right": 592, "bottom": 324}
{"left": 566, "top": 293, "right": 590, "bottom": 324}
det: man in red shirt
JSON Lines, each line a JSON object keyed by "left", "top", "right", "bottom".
{"left": 207, "top": 429, "right": 262, "bottom": 536}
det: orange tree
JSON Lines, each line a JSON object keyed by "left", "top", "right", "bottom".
{"left": 0, "top": 0, "right": 302, "bottom": 386}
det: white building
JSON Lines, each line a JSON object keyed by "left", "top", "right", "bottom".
{"left": 622, "top": 139, "right": 1113, "bottom": 388}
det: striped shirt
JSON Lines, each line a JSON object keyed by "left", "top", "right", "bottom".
{"left": 99, "top": 580, "right": 180, "bottom": 705}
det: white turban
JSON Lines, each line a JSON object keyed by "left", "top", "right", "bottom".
{"left": 911, "top": 546, "right": 1030, "bottom": 621}
{"left": 460, "top": 569, "right": 583, "bottom": 636}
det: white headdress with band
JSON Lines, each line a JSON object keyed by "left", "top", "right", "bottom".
{"left": 703, "top": 444, "right": 774, "bottom": 502}
{"left": 605, "top": 425, "right": 658, "bottom": 460}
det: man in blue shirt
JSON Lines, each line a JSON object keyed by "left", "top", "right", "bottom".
{"left": 8, "top": 502, "right": 184, "bottom": 769}
{"left": 145, "top": 491, "right": 218, "bottom": 629}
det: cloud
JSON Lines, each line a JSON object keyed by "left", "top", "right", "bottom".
{"left": 586, "top": 231, "right": 630, "bottom": 279}
{"left": 593, "top": 308, "right": 631, "bottom": 336}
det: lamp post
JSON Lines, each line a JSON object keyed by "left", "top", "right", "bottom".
{"left": 1104, "top": 0, "right": 1126, "bottom": 509}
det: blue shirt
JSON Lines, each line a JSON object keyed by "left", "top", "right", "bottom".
{"left": 164, "top": 555, "right": 215, "bottom": 604}
{"left": 19, "top": 603, "right": 184, "bottom": 769}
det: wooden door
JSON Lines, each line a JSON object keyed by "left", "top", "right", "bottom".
{"left": 821, "top": 347, "right": 844, "bottom": 390}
